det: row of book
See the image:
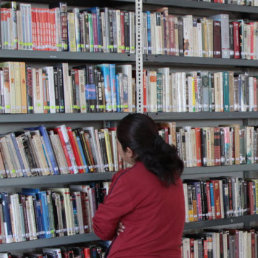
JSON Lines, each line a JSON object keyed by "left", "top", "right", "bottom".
{"left": 197, "top": 0, "right": 258, "bottom": 5}
{"left": 0, "top": 183, "right": 110, "bottom": 244}
{"left": 2, "top": 122, "right": 258, "bottom": 179}
{"left": 0, "top": 62, "right": 134, "bottom": 114}
{"left": 0, "top": 3, "right": 135, "bottom": 53}
{"left": 183, "top": 177, "right": 258, "bottom": 223}
{"left": 5, "top": 60, "right": 258, "bottom": 114}
{"left": 0, "top": 124, "right": 127, "bottom": 178}
{"left": 182, "top": 229, "right": 258, "bottom": 258}
{"left": 142, "top": 10, "right": 258, "bottom": 60}
{"left": 0, "top": 244, "right": 107, "bottom": 258}
{"left": 174, "top": 125, "right": 258, "bottom": 167}
{"left": 143, "top": 70, "right": 258, "bottom": 113}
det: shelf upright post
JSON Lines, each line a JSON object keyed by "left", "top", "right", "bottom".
{"left": 135, "top": 0, "right": 143, "bottom": 113}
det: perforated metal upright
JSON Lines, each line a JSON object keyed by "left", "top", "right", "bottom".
{"left": 135, "top": 0, "right": 143, "bottom": 113}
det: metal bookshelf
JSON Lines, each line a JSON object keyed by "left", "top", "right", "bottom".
{"left": 184, "top": 214, "right": 258, "bottom": 231}
{"left": 0, "top": 50, "right": 135, "bottom": 62}
{"left": 0, "top": 233, "right": 100, "bottom": 252}
{"left": 0, "top": 172, "right": 115, "bottom": 187}
{"left": 0, "top": 112, "right": 258, "bottom": 124}
{"left": 0, "top": 113, "right": 129, "bottom": 123}
{"left": 144, "top": 55, "right": 258, "bottom": 68}
{"left": 183, "top": 164, "right": 258, "bottom": 177}
{"left": 113, "top": 0, "right": 258, "bottom": 14}
{"left": 147, "top": 112, "right": 258, "bottom": 121}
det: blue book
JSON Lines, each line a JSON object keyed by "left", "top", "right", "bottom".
{"left": 1, "top": 193, "right": 13, "bottom": 243}
{"left": 115, "top": 74, "right": 121, "bottom": 112}
{"left": 109, "top": 64, "right": 117, "bottom": 112}
{"left": 98, "top": 64, "right": 112, "bottom": 111}
{"left": 223, "top": 71, "right": 230, "bottom": 112}
{"left": 25, "top": 126, "right": 59, "bottom": 175}
{"left": 76, "top": 135, "right": 89, "bottom": 173}
{"left": 146, "top": 11, "right": 151, "bottom": 54}
{"left": 22, "top": 189, "right": 51, "bottom": 239}
{"left": 10, "top": 133, "right": 27, "bottom": 177}
{"left": 209, "top": 182, "right": 215, "bottom": 219}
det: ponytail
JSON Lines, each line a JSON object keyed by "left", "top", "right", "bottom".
{"left": 117, "top": 114, "right": 184, "bottom": 185}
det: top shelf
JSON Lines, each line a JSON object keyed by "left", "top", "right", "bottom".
{"left": 113, "top": 0, "right": 258, "bottom": 14}
{"left": 0, "top": 50, "right": 135, "bottom": 63}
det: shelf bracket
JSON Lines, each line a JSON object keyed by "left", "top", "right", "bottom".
{"left": 136, "top": 0, "right": 143, "bottom": 113}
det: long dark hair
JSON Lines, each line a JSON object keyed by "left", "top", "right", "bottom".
{"left": 117, "top": 113, "right": 184, "bottom": 185}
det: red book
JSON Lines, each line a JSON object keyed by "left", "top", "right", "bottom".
{"left": 83, "top": 248, "right": 91, "bottom": 258}
{"left": 54, "top": 125, "right": 77, "bottom": 174}
{"left": 190, "top": 238, "right": 194, "bottom": 258}
{"left": 31, "top": 9, "right": 38, "bottom": 50}
{"left": 214, "top": 127, "right": 221, "bottom": 166}
{"left": 211, "top": 179, "right": 222, "bottom": 219}
{"left": 195, "top": 128, "right": 202, "bottom": 167}
{"left": 120, "top": 11, "right": 125, "bottom": 53}
{"left": 80, "top": 192, "right": 90, "bottom": 233}
{"left": 67, "top": 126, "right": 85, "bottom": 173}
{"left": 213, "top": 21, "right": 221, "bottom": 58}
{"left": 248, "top": 181, "right": 255, "bottom": 215}
{"left": 203, "top": 240, "right": 208, "bottom": 258}
{"left": 233, "top": 21, "right": 240, "bottom": 59}
{"left": 205, "top": 181, "right": 213, "bottom": 220}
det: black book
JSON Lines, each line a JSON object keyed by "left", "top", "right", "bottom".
{"left": 95, "top": 68, "right": 105, "bottom": 112}
{"left": 229, "top": 22, "right": 234, "bottom": 59}
{"left": 124, "top": 11, "right": 130, "bottom": 53}
{"left": 201, "top": 128, "right": 207, "bottom": 167}
{"left": 53, "top": 67, "right": 60, "bottom": 113}
{"left": 108, "top": 9, "right": 114, "bottom": 53}
{"left": 177, "top": 17, "right": 184, "bottom": 56}
{"left": 26, "top": 66, "right": 33, "bottom": 114}
{"left": 57, "top": 65, "right": 65, "bottom": 113}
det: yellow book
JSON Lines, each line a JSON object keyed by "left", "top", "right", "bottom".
{"left": 13, "top": 62, "right": 21, "bottom": 113}
{"left": 20, "top": 62, "right": 27, "bottom": 113}
{"left": 103, "top": 128, "right": 113, "bottom": 172}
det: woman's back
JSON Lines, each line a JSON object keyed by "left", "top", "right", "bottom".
{"left": 94, "top": 162, "right": 185, "bottom": 257}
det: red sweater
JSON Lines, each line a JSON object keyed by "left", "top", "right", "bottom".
{"left": 93, "top": 162, "right": 185, "bottom": 258}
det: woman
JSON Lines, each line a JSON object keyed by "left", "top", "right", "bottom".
{"left": 93, "top": 113, "right": 185, "bottom": 257}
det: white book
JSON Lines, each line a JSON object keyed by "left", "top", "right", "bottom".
{"left": 129, "top": 11, "right": 135, "bottom": 54}
{"left": 62, "top": 63, "right": 73, "bottom": 113}
{"left": 171, "top": 73, "right": 177, "bottom": 112}
{"left": 249, "top": 77, "right": 254, "bottom": 111}
{"left": 116, "top": 10, "right": 121, "bottom": 53}
{"left": 121, "top": 65, "right": 133, "bottom": 112}
{"left": 78, "top": 69, "right": 86, "bottom": 113}
{"left": 148, "top": 70, "right": 157, "bottom": 112}
{"left": 183, "top": 15, "right": 193, "bottom": 56}
{"left": 158, "top": 68, "right": 170, "bottom": 112}
{"left": 26, "top": 195, "right": 37, "bottom": 240}
{"left": 45, "top": 66, "right": 56, "bottom": 114}
{"left": 181, "top": 72, "right": 187, "bottom": 112}
{"left": 111, "top": 130, "right": 118, "bottom": 171}
{"left": 183, "top": 183, "right": 189, "bottom": 222}
{"left": 50, "top": 188, "right": 75, "bottom": 236}
{"left": 219, "top": 180, "right": 224, "bottom": 219}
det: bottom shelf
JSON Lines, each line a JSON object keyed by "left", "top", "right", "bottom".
{"left": 184, "top": 214, "right": 258, "bottom": 231}
{"left": 0, "top": 233, "right": 100, "bottom": 252}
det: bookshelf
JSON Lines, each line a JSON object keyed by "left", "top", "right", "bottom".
{"left": 0, "top": 50, "right": 136, "bottom": 62}
{"left": 138, "top": 0, "right": 258, "bottom": 255}
{"left": 0, "top": 0, "right": 258, "bottom": 255}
